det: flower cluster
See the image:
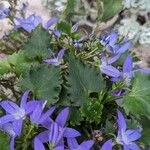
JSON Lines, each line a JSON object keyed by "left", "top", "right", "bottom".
{"left": 99, "top": 31, "right": 150, "bottom": 85}
{"left": 0, "top": 3, "right": 149, "bottom": 150}
{"left": 0, "top": 91, "right": 142, "bottom": 150}
{"left": 0, "top": 91, "right": 94, "bottom": 150}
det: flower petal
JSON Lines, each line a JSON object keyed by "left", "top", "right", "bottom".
{"left": 71, "top": 24, "right": 78, "bottom": 32}
{"left": 1, "top": 101, "right": 20, "bottom": 114}
{"left": 107, "top": 54, "right": 121, "bottom": 64}
{"left": 20, "top": 91, "right": 29, "bottom": 109}
{"left": 100, "top": 65, "right": 121, "bottom": 77}
{"left": 43, "top": 58, "right": 60, "bottom": 66}
{"left": 123, "top": 144, "right": 130, "bottom": 150}
{"left": 25, "top": 101, "right": 38, "bottom": 114}
{"left": 39, "top": 106, "right": 56, "bottom": 123}
{"left": 34, "top": 138, "right": 45, "bottom": 150}
{"left": 10, "top": 136, "right": 15, "bottom": 150}
{"left": 101, "top": 139, "right": 113, "bottom": 150}
{"left": 0, "top": 115, "right": 15, "bottom": 125}
{"left": 52, "top": 123, "right": 59, "bottom": 145}
{"left": 64, "top": 127, "right": 81, "bottom": 138}
{"left": 126, "top": 129, "right": 141, "bottom": 142}
{"left": 30, "top": 104, "right": 42, "bottom": 124}
{"left": 52, "top": 30, "right": 61, "bottom": 37}
{"left": 117, "top": 41, "right": 133, "bottom": 54}
{"left": 78, "top": 140, "right": 94, "bottom": 150}
{"left": 13, "top": 119, "right": 23, "bottom": 136}
{"left": 109, "top": 31, "right": 118, "bottom": 46}
{"left": 126, "top": 143, "right": 140, "bottom": 150}
{"left": 45, "top": 17, "right": 59, "bottom": 29}
{"left": 36, "top": 131, "right": 49, "bottom": 143}
{"left": 54, "top": 145, "right": 64, "bottom": 150}
{"left": 123, "top": 55, "right": 133, "bottom": 73}
{"left": 117, "top": 110, "right": 126, "bottom": 131}
{"left": 57, "top": 48, "right": 65, "bottom": 59}
{"left": 67, "top": 138, "right": 78, "bottom": 149}
{"left": 55, "top": 107, "right": 69, "bottom": 127}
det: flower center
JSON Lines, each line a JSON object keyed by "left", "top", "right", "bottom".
{"left": 13, "top": 109, "right": 25, "bottom": 120}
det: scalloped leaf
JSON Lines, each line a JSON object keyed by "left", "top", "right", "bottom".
{"left": 0, "top": 51, "right": 37, "bottom": 76}
{"left": 66, "top": 52, "right": 105, "bottom": 106}
{"left": 19, "top": 64, "right": 61, "bottom": 105}
{"left": 122, "top": 73, "right": 150, "bottom": 119}
{"left": 22, "top": 25, "right": 51, "bottom": 59}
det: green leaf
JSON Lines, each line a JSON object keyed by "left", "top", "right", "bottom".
{"left": 0, "top": 131, "right": 10, "bottom": 150}
{"left": 0, "top": 51, "right": 38, "bottom": 76}
{"left": 19, "top": 64, "right": 61, "bottom": 105}
{"left": 101, "top": 0, "right": 123, "bottom": 21}
{"left": 66, "top": 52, "right": 105, "bottom": 106}
{"left": 57, "top": 21, "right": 72, "bottom": 35}
{"left": 69, "top": 107, "right": 83, "bottom": 125}
{"left": 122, "top": 73, "right": 150, "bottom": 119}
{"left": 22, "top": 25, "right": 51, "bottom": 59}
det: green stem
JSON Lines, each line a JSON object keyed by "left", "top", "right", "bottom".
{"left": 22, "top": 125, "right": 34, "bottom": 150}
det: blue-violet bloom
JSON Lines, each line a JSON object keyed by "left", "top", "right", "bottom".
{"left": 0, "top": 91, "right": 31, "bottom": 134}
{"left": 111, "top": 55, "right": 150, "bottom": 84}
{"left": 43, "top": 48, "right": 65, "bottom": 66}
{"left": 34, "top": 108, "right": 81, "bottom": 150}
{"left": 14, "top": 14, "right": 42, "bottom": 32}
{"left": 116, "top": 110, "right": 141, "bottom": 150}
{"left": 100, "top": 31, "right": 133, "bottom": 54}
{"left": 99, "top": 54, "right": 121, "bottom": 77}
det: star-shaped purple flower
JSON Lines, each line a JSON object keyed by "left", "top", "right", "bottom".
{"left": 100, "top": 31, "right": 133, "bottom": 54}
{"left": 14, "top": 14, "right": 42, "bottom": 32}
{"left": 116, "top": 110, "right": 141, "bottom": 150}
{"left": 111, "top": 55, "right": 150, "bottom": 84}
{"left": 34, "top": 108, "right": 81, "bottom": 150}
{"left": 43, "top": 48, "right": 65, "bottom": 66}
{"left": 0, "top": 91, "right": 35, "bottom": 136}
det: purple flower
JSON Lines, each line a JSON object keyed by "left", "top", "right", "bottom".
{"left": 44, "top": 17, "right": 61, "bottom": 37}
{"left": 67, "top": 138, "right": 94, "bottom": 150}
{"left": 14, "top": 14, "right": 42, "bottom": 32}
{"left": 0, "top": 7, "right": 10, "bottom": 19}
{"left": 111, "top": 55, "right": 150, "bottom": 84}
{"left": 34, "top": 122, "right": 65, "bottom": 150}
{"left": 0, "top": 91, "right": 31, "bottom": 134}
{"left": 73, "top": 37, "right": 86, "bottom": 49}
{"left": 29, "top": 100, "right": 56, "bottom": 128}
{"left": 101, "top": 139, "right": 113, "bottom": 150}
{"left": 43, "top": 48, "right": 65, "bottom": 66}
{"left": 71, "top": 24, "right": 78, "bottom": 33}
{"left": 34, "top": 108, "right": 81, "bottom": 150}
{"left": 112, "top": 89, "right": 128, "bottom": 97}
{"left": 99, "top": 54, "right": 121, "bottom": 77}
{"left": 100, "top": 31, "right": 133, "bottom": 54}
{"left": 116, "top": 110, "right": 141, "bottom": 150}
